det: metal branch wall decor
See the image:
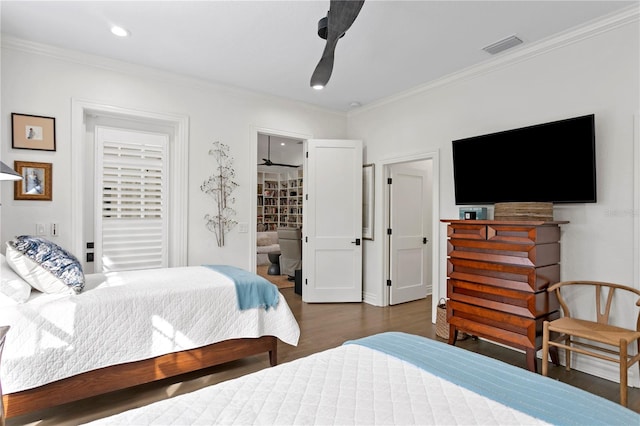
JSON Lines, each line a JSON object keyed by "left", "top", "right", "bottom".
{"left": 201, "top": 141, "right": 238, "bottom": 247}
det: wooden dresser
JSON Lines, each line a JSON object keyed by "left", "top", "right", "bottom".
{"left": 441, "top": 220, "right": 567, "bottom": 372}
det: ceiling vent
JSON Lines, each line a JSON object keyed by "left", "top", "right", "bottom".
{"left": 482, "top": 35, "right": 523, "bottom": 55}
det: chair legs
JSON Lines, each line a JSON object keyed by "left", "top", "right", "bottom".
{"left": 541, "top": 322, "right": 561, "bottom": 375}
{"left": 564, "top": 334, "right": 571, "bottom": 371}
{"left": 542, "top": 321, "right": 550, "bottom": 376}
{"left": 620, "top": 339, "right": 628, "bottom": 407}
{"left": 543, "top": 320, "right": 632, "bottom": 407}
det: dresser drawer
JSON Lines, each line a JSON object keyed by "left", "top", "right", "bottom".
{"left": 447, "top": 279, "right": 559, "bottom": 318}
{"left": 447, "top": 223, "right": 487, "bottom": 240}
{"left": 447, "top": 300, "right": 559, "bottom": 350}
{"left": 448, "top": 238, "right": 560, "bottom": 267}
{"left": 448, "top": 257, "right": 559, "bottom": 292}
{"left": 448, "top": 223, "right": 561, "bottom": 244}
{"left": 487, "top": 224, "right": 561, "bottom": 244}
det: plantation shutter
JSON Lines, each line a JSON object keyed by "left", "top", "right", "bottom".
{"left": 95, "top": 127, "right": 169, "bottom": 272}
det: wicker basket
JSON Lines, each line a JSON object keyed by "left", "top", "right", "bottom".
{"left": 436, "top": 298, "right": 467, "bottom": 340}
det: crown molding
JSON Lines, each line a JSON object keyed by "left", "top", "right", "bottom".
{"left": 2, "top": 4, "right": 636, "bottom": 119}
{"left": 349, "top": 5, "right": 639, "bottom": 117}
{"left": 0, "top": 35, "right": 346, "bottom": 117}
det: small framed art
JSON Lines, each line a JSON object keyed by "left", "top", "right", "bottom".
{"left": 14, "top": 161, "right": 52, "bottom": 201}
{"left": 11, "top": 113, "right": 56, "bottom": 151}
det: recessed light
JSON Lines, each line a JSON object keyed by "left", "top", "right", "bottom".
{"left": 349, "top": 101, "right": 362, "bottom": 108}
{"left": 280, "top": 142, "right": 285, "bottom": 146}
{"left": 312, "top": 84, "right": 324, "bottom": 90}
{"left": 110, "top": 26, "right": 130, "bottom": 37}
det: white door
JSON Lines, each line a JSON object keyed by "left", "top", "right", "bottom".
{"left": 95, "top": 126, "right": 169, "bottom": 272}
{"left": 389, "top": 163, "right": 430, "bottom": 304}
{"left": 303, "top": 139, "right": 363, "bottom": 302}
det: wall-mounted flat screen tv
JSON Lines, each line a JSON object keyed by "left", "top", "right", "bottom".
{"left": 452, "top": 114, "right": 596, "bottom": 205}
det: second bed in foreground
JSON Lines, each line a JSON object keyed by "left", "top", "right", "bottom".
{"left": 87, "top": 332, "right": 639, "bottom": 425}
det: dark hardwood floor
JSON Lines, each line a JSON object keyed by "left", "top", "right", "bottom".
{"left": 9, "top": 288, "right": 639, "bottom": 425}
{"left": 256, "top": 264, "right": 294, "bottom": 289}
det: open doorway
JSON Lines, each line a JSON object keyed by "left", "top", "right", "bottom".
{"left": 255, "top": 131, "right": 304, "bottom": 288}
{"left": 382, "top": 151, "right": 439, "bottom": 316}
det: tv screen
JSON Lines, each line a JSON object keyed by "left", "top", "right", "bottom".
{"left": 452, "top": 114, "right": 596, "bottom": 205}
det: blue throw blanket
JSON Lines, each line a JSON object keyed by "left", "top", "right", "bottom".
{"left": 204, "top": 265, "right": 279, "bottom": 311}
{"left": 345, "top": 332, "right": 640, "bottom": 426}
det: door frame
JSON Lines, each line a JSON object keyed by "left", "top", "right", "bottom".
{"left": 70, "top": 99, "right": 189, "bottom": 266}
{"left": 381, "top": 150, "right": 440, "bottom": 322}
{"left": 387, "top": 161, "right": 431, "bottom": 305}
{"left": 251, "top": 127, "right": 312, "bottom": 273}
{"left": 634, "top": 112, "right": 639, "bottom": 289}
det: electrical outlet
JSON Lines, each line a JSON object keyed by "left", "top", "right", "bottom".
{"left": 36, "top": 223, "right": 46, "bottom": 236}
{"left": 239, "top": 222, "right": 248, "bottom": 233}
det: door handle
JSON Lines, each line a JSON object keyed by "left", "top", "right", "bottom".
{"left": 423, "top": 237, "right": 428, "bottom": 244}
{"left": 351, "top": 238, "right": 361, "bottom": 246}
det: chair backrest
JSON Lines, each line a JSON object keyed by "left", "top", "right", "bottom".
{"left": 277, "top": 228, "right": 302, "bottom": 276}
{"left": 547, "top": 281, "right": 640, "bottom": 330}
{"left": 277, "top": 228, "right": 302, "bottom": 258}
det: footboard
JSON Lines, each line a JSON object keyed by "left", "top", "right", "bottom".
{"left": 3, "top": 336, "right": 277, "bottom": 418}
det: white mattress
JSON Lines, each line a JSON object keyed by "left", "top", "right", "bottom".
{"left": 87, "top": 343, "right": 548, "bottom": 426}
{"left": 0, "top": 266, "right": 300, "bottom": 394}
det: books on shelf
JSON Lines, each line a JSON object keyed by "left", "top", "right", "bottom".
{"left": 257, "top": 170, "right": 303, "bottom": 229}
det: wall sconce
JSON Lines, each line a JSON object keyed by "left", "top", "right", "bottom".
{"left": 0, "top": 162, "right": 22, "bottom": 182}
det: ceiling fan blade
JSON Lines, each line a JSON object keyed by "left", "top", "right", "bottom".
{"left": 310, "top": 0, "right": 365, "bottom": 88}
{"left": 271, "top": 162, "right": 300, "bottom": 168}
{"left": 310, "top": 50, "right": 335, "bottom": 89}
{"left": 258, "top": 135, "right": 299, "bottom": 167}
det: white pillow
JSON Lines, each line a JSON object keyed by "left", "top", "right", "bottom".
{"left": 5, "top": 239, "right": 83, "bottom": 295}
{"left": 1, "top": 254, "right": 31, "bottom": 303}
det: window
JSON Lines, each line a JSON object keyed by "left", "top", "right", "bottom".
{"left": 95, "top": 127, "right": 169, "bottom": 272}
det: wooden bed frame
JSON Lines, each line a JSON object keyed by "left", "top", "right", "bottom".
{"left": 2, "top": 335, "right": 277, "bottom": 419}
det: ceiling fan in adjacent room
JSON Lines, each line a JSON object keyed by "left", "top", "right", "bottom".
{"left": 258, "top": 136, "right": 299, "bottom": 168}
{"left": 310, "top": 0, "right": 365, "bottom": 89}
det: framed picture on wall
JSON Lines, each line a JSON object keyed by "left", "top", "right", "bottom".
{"left": 11, "top": 113, "right": 56, "bottom": 151}
{"left": 14, "top": 161, "right": 52, "bottom": 201}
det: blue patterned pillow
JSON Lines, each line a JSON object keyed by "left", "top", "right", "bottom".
{"left": 6, "top": 236, "right": 84, "bottom": 294}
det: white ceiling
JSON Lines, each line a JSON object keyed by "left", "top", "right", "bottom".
{"left": 258, "top": 134, "right": 304, "bottom": 169}
{"left": 0, "top": 1, "right": 635, "bottom": 112}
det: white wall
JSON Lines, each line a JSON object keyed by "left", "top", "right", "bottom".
{"left": 348, "top": 11, "right": 639, "bottom": 383}
{"left": 0, "top": 39, "right": 347, "bottom": 270}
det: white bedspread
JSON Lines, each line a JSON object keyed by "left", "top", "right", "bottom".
{"left": 87, "top": 343, "right": 548, "bottom": 426}
{"left": 0, "top": 266, "right": 300, "bottom": 394}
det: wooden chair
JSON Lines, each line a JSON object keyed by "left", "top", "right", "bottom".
{"left": 541, "top": 281, "right": 640, "bottom": 406}
{"left": 0, "top": 325, "right": 9, "bottom": 426}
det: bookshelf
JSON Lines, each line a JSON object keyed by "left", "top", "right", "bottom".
{"left": 257, "top": 169, "right": 303, "bottom": 230}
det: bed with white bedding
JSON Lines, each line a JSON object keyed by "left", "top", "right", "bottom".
{"left": 87, "top": 332, "right": 639, "bottom": 426}
{"left": 0, "top": 246, "right": 300, "bottom": 418}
